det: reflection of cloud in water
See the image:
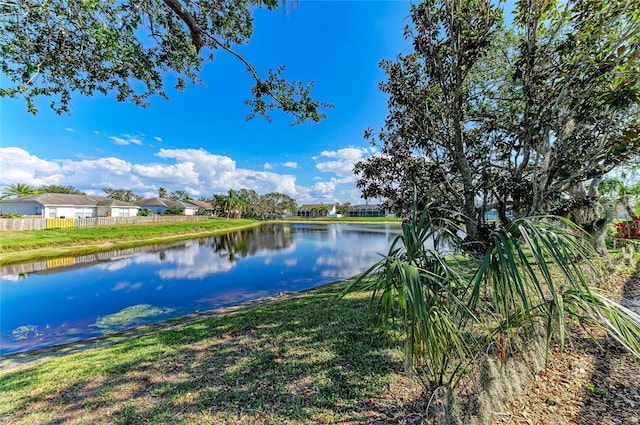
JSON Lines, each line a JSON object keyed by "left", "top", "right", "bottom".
{"left": 97, "top": 252, "right": 164, "bottom": 271}
{"left": 0, "top": 274, "right": 23, "bottom": 282}
{"left": 250, "top": 244, "right": 296, "bottom": 258}
{"left": 314, "top": 249, "right": 386, "bottom": 279}
{"left": 157, "top": 245, "right": 235, "bottom": 280}
{"left": 284, "top": 258, "right": 298, "bottom": 267}
{"left": 111, "top": 281, "right": 143, "bottom": 292}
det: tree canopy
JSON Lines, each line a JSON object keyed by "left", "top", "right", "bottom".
{"left": 354, "top": 0, "right": 640, "bottom": 248}
{"left": 1, "top": 0, "right": 330, "bottom": 124}
{"left": 38, "top": 184, "right": 86, "bottom": 195}
{"left": 102, "top": 188, "right": 142, "bottom": 203}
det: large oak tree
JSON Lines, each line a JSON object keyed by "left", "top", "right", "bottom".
{"left": 355, "top": 0, "right": 640, "bottom": 251}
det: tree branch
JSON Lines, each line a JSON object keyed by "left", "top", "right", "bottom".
{"left": 162, "top": 0, "right": 205, "bottom": 53}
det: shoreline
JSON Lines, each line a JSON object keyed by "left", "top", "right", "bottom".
{"left": 0, "top": 280, "right": 347, "bottom": 375}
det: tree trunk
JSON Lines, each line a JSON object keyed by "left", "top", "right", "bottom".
{"left": 568, "top": 179, "right": 609, "bottom": 255}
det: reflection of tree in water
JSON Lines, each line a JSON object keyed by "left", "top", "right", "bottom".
{"left": 209, "top": 224, "right": 296, "bottom": 262}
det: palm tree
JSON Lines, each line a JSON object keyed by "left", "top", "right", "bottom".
{"left": 343, "top": 201, "right": 640, "bottom": 390}
{"left": 1, "top": 183, "right": 37, "bottom": 199}
{"left": 318, "top": 203, "right": 330, "bottom": 217}
{"left": 211, "top": 194, "right": 227, "bottom": 217}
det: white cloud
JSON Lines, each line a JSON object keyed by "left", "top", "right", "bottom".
{"left": 0, "top": 147, "right": 62, "bottom": 186}
{"left": 156, "top": 148, "right": 298, "bottom": 195}
{"left": 64, "top": 127, "right": 75, "bottom": 132}
{"left": 109, "top": 134, "right": 143, "bottom": 146}
{"left": 154, "top": 136, "right": 163, "bottom": 142}
{"left": 314, "top": 147, "right": 372, "bottom": 181}
{"left": 281, "top": 161, "right": 298, "bottom": 168}
{"left": 0, "top": 147, "right": 300, "bottom": 199}
{"left": 310, "top": 180, "right": 336, "bottom": 200}
{"left": 133, "top": 162, "right": 199, "bottom": 185}
{"left": 0, "top": 144, "right": 374, "bottom": 204}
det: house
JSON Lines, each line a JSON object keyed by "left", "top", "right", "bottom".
{"left": 190, "top": 200, "right": 216, "bottom": 216}
{"left": 136, "top": 197, "right": 200, "bottom": 215}
{"left": 346, "top": 204, "right": 389, "bottom": 217}
{"left": 0, "top": 193, "right": 140, "bottom": 218}
{"left": 296, "top": 203, "right": 337, "bottom": 218}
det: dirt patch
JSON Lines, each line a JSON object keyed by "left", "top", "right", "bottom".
{"left": 488, "top": 261, "right": 640, "bottom": 425}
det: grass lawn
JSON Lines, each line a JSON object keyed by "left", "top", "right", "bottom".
{"left": 0, "top": 283, "right": 422, "bottom": 425}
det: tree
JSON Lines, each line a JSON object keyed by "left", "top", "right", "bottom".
{"left": 38, "top": 185, "right": 85, "bottom": 195}
{"left": 335, "top": 201, "right": 351, "bottom": 215}
{"left": 210, "top": 194, "right": 228, "bottom": 217}
{"left": 354, "top": 0, "right": 640, "bottom": 251}
{"left": 317, "top": 203, "right": 330, "bottom": 216}
{"left": 158, "top": 187, "right": 167, "bottom": 198}
{"left": 1, "top": 1, "right": 330, "bottom": 124}
{"left": 102, "top": 188, "right": 141, "bottom": 203}
{"left": 256, "top": 192, "right": 297, "bottom": 218}
{"left": 1, "top": 183, "right": 37, "bottom": 199}
{"left": 168, "top": 190, "right": 192, "bottom": 201}
{"left": 239, "top": 188, "right": 260, "bottom": 218}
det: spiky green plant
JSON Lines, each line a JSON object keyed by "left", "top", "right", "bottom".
{"left": 343, "top": 204, "right": 640, "bottom": 390}
{"left": 471, "top": 217, "right": 640, "bottom": 362}
{"left": 343, "top": 205, "right": 480, "bottom": 388}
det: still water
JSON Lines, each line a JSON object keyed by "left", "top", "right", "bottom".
{"left": 0, "top": 223, "right": 401, "bottom": 355}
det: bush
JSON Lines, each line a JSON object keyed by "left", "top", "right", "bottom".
{"left": 164, "top": 206, "right": 184, "bottom": 215}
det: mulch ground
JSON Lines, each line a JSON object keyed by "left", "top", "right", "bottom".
{"left": 489, "top": 260, "right": 640, "bottom": 425}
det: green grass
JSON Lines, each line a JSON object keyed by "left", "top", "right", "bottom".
{"left": 0, "top": 284, "right": 419, "bottom": 424}
{"left": 0, "top": 219, "right": 258, "bottom": 265}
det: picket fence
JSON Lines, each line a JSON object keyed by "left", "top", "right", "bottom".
{"left": 0, "top": 215, "right": 210, "bottom": 231}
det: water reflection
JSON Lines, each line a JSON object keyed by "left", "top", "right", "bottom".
{"left": 0, "top": 223, "right": 400, "bottom": 355}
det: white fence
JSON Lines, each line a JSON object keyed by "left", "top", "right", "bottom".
{"left": 0, "top": 217, "right": 46, "bottom": 231}
{"left": 0, "top": 215, "right": 210, "bottom": 231}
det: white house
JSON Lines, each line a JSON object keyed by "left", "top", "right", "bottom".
{"left": 346, "top": 204, "right": 390, "bottom": 217}
{"left": 0, "top": 193, "right": 140, "bottom": 218}
{"left": 135, "top": 197, "right": 200, "bottom": 215}
{"left": 296, "top": 203, "right": 337, "bottom": 218}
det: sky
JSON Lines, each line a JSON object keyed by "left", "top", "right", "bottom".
{"left": 0, "top": 0, "right": 415, "bottom": 205}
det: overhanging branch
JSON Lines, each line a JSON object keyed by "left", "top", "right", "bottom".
{"left": 162, "top": 0, "right": 205, "bottom": 53}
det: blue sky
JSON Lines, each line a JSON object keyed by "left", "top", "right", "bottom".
{"left": 1, "top": 0, "right": 414, "bottom": 205}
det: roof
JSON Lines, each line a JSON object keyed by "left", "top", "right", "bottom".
{"left": 136, "top": 197, "right": 199, "bottom": 209}
{"left": 0, "top": 193, "right": 139, "bottom": 208}
{"left": 297, "top": 203, "right": 334, "bottom": 211}
{"left": 349, "top": 204, "right": 384, "bottom": 210}
{"left": 190, "top": 200, "right": 214, "bottom": 209}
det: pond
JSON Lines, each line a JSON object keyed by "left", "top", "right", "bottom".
{"left": 0, "top": 222, "right": 401, "bottom": 355}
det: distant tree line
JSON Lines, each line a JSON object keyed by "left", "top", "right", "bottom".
{"left": 0, "top": 183, "right": 362, "bottom": 219}
{"left": 0, "top": 183, "right": 298, "bottom": 218}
